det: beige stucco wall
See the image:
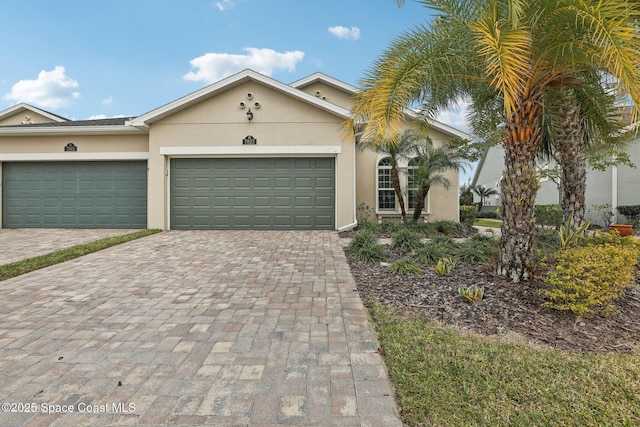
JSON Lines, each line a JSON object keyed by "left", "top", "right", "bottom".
{"left": 296, "top": 82, "right": 355, "bottom": 111}
{"left": 146, "top": 80, "right": 356, "bottom": 230}
{"left": 355, "top": 126, "right": 460, "bottom": 223}
{"left": 0, "top": 110, "right": 58, "bottom": 126}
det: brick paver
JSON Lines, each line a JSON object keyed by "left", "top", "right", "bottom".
{"left": 0, "top": 230, "right": 402, "bottom": 426}
{"left": 0, "top": 228, "right": 139, "bottom": 266}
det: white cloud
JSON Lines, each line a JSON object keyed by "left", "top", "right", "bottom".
{"left": 102, "top": 95, "right": 113, "bottom": 106}
{"left": 183, "top": 48, "right": 305, "bottom": 84}
{"left": 328, "top": 26, "right": 361, "bottom": 41}
{"left": 434, "top": 102, "right": 471, "bottom": 134}
{"left": 215, "top": 0, "right": 234, "bottom": 10}
{"left": 87, "top": 114, "right": 126, "bottom": 120}
{"left": 3, "top": 66, "right": 80, "bottom": 109}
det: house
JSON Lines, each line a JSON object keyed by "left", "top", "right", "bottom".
{"left": 0, "top": 69, "right": 467, "bottom": 231}
{"left": 472, "top": 139, "right": 640, "bottom": 225}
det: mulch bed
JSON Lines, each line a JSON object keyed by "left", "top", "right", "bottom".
{"left": 345, "top": 244, "right": 640, "bottom": 354}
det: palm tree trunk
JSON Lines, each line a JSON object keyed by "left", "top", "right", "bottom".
{"left": 557, "top": 93, "right": 586, "bottom": 231}
{"left": 497, "top": 97, "right": 541, "bottom": 283}
{"left": 391, "top": 165, "right": 407, "bottom": 222}
{"left": 412, "top": 184, "right": 430, "bottom": 221}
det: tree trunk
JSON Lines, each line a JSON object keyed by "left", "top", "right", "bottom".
{"left": 497, "top": 97, "right": 541, "bottom": 283}
{"left": 557, "top": 93, "right": 586, "bottom": 230}
{"left": 412, "top": 184, "right": 430, "bottom": 222}
{"left": 391, "top": 165, "right": 407, "bottom": 222}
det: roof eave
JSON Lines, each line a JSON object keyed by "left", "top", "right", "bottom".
{"left": 0, "top": 125, "right": 147, "bottom": 136}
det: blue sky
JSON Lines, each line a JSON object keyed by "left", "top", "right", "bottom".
{"left": 0, "top": 0, "right": 471, "bottom": 171}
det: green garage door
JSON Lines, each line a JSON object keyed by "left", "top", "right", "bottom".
{"left": 2, "top": 161, "right": 147, "bottom": 228}
{"left": 171, "top": 157, "right": 335, "bottom": 229}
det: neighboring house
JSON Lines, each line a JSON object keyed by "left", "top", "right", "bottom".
{"left": 0, "top": 69, "right": 467, "bottom": 231}
{"left": 472, "top": 139, "right": 640, "bottom": 225}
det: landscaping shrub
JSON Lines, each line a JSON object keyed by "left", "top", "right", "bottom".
{"left": 541, "top": 242, "right": 640, "bottom": 315}
{"left": 617, "top": 205, "right": 640, "bottom": 227}
{"left": 476, "top": 210, "right": 500, "bottom": 219}
{"left": 534, "top": 204, "right": 562, "bottom": 229}
{"left": 391, "top": 228, "right": 423, "bottom": 249}
{"left": 455, "top": 237, "right": 497, "bottom": 262}
{"left": 389, "top": 258, "right": 423, "bottom": 275}
{"left": 347, "top": 229, "right": 377, "bottom": 252}
{"left": 417, "top": 244, "right": 451, "bottom": 264}
{"left": 434, "top": 220, "right": 468, "bottom": 237}
{"left": 459, "top": 205, "right": 477, "bottom": 226}
{"left": 534, "top": 227, "right": 561, "bottom": 252}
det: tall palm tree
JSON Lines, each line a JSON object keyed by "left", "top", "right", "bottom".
{"left": 472, "top": 185, "right": 499, "bottom": 212}
{"left": 345, "top": 0, "right": 640, "bottom": 282}
{"left": 410, "top": 139, "right": 465, "bottom": 221}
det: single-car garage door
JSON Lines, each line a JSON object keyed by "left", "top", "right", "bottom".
{"left": 2, "top": 161, "right": 147, "bottom": 228}
{"left": 170, "top": 157, "right": 335, "bottom": 229}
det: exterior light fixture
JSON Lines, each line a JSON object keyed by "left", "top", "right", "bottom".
{"left": 246, "top": 108, "right": 254, "bottom": 121}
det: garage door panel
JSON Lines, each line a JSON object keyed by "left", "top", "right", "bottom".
{"left": 2, "top": 161, "right": 147, "bottom": 228}
{"left": 170, "top": 158, "right": 334, "bottom": 229}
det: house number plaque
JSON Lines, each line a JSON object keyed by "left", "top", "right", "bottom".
{"left": 242, "top": 135, "right": 257, "bottom": 145}
{"left": 64, "top": 143, "right": 78, "bottom": 152}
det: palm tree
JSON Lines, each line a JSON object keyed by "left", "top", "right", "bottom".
{"left": 345, "top": 0, "right": 640, "bottom": 282}
{"left": 410, "top": 139, "right": 465, "bottom": 221}
{"left": 361, "top": 130, "right": 419, "bottom": 222}
{"left": 472, "top": 185, "right": 498, "bottom": 212}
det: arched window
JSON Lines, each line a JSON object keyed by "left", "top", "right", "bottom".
{"left": 377, "top": 157, "right": 395, "bottom": 210}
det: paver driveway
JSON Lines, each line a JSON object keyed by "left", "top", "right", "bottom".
{"left": 0, "top": 230, "right": 401, "bottom": 426}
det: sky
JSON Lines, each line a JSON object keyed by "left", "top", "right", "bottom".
{"left": 0, "top": 0, "right": 473, "bottom": 178}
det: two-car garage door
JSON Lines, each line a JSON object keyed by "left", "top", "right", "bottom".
{"left": 170, "top": 157, "right": 335, "bottom": 229}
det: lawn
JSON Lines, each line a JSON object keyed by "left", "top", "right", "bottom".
{"left": 368, "top": 303, "right": 640, "bottom": 426}
{"left": 473, "top": 218, "right": 502, "bottom": 228}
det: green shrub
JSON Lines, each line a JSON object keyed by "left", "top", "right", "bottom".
{"left": 541, "top": 243, "right": 640, "bottom": 315}
{"left": 352, "top": 242, "right": 386, "bottom": 263}
{"left": 476, "top": 210, "right": 500, "bottom": 219}
{"left": 380, "top": 220, "right": 400, "bottom": 234}
{"left": 534, "top": 204, "right": 563, "bottom": 229}
{"left": 389, "top": 258, "right": 423, "bottom": 275}
{"left": 534, "top": 227, "right": 561, "bottom": 252}
{"left": 459, "top": 206, "right": 477, "bottom": 226}
{"left": 347, "top": 229, "right": 377, "bottom": 252}
{"left": 434, "top": 220, "right": 468, "bottom": 237}
{"left": 417, "top": 244, "right": 451, "bottom": 264}
{"left": 455, "top": 238, "right": 497, "bottom": 263}
{"left": 617, "top": 205, "right": 640, "bottom": 227}
{"left": 391, "top": 228, "right": 423, "bottom": 249}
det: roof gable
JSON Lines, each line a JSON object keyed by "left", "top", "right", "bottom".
{"left": 0, "top": 103, "right": 68, "bottom": 125}
{"left": 128, "top": 69, "right": 352, "bottom": 128}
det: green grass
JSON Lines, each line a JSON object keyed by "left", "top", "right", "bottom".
{"left": 0, "top": 229, "right": 162, "bottom": 282}
{"left": 474, "top": 219, "right": 502, "bottom": 228}
{"left": 367, "top": 302, "right": 640, "bottom": 427}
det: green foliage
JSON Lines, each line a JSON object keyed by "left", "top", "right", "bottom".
{"left": 534, "top": 227, "right": 561, "bottom": 252}
{"left": 534, "top": 205, "right": 563, "bottom": 230}
{"left": 347, "top": 229, "right": 377, "bottom": 252}
{"left": 541, "top": 242, "right": 640, "bottom": 315}
{"left": 434, "top": 257, "right": 457, "bottom": 276}
{"left": 558, "top": 218, "right": 590, "bottom": 249}
{"left": 458, "top": 286, "right": 484, "bottom": 303}
{"left": 380, "top": 220, "right": 400, "bottom": 234}
{"left": 352, "top": 242, "right": 386, "bottom": 264}
{"left": 455, "top": 236, "right": 497, "bottom": 262}
{"left": 417, "top": 244, "right": 450, "bottom": 264}
{"left": 617, "top": 205, "right": 640, "bottom": 227}
{"left": 391, "top": 228, "right": 423, "bottom": 249}
{"left": 434, "top": 220, "right": 468, "bottom": 237}
{"left": 459, "top": 205, "right": 477, "bottom": 226}
{"left": 476, "top": 210, "right": 500, "bottom": 219}
{"left": 389, "top": 258, "right": 423, "bottom": 275}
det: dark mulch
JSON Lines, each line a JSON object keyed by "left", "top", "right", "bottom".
{"left": 346, "top": 244, "right": 640, "bottom": 354}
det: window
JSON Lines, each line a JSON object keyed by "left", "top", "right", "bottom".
{"left": 407, "top": 158, "right": 420, "bottom": 210}
{"left": 377, "top": 158, "right": 395, "bottom": 210}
